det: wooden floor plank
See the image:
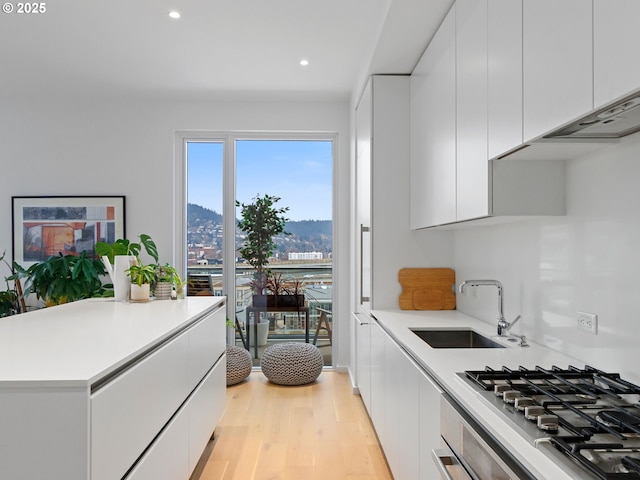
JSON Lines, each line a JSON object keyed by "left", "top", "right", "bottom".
{"left": 192, "top": 371, "right": 393, "bottom": 480}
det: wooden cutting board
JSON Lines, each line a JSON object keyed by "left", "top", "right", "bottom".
{"left": 398, "top": 268, "right": 456, "bottom": 310}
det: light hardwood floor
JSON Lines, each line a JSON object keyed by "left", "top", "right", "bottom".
{"left": 191, "top": 371, "right": 393, "bottom": 480}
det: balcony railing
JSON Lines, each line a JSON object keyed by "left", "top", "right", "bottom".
{"left": 187, "top": 262, "right": 333, "bottom": 365}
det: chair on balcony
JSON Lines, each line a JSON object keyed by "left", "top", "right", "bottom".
{"left": 313, "top": 307, "right": 332, "bottom": 347}
{"left": 187, "top": 274, "right": 212, "bottom": 296}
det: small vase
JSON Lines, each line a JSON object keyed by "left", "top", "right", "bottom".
{"left": 155, "top": 281, "right": 172, "bottom": 300}
{"left": 130, "top": 283, "right": 150, "bottom": 302}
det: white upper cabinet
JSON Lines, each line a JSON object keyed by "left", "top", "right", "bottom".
{"left": 523, "top": 0, "right": 593, "bottom": 142}
{"left": 594, "top": 0, "right": 640, "bottom": 108}
{"left": 410, "top": 4, "right": 456, "bottom": 228}
{"left": 456, "top": 0, "right": 488, "bottom": 221}
{"left": 409, "top": 0, "right": 570, "bottom": 229}
{"left": 487, "top": 0, "right": 522, "bottom": 159}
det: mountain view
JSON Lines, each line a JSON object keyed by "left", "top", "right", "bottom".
{"left": 187, "top": 203, "right": 332, "bottom": 262}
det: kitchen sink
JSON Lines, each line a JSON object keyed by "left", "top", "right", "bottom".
{"left": 410, "top": 328, "right": 505, "bottom": 349}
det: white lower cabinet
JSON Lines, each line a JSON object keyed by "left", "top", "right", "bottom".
{"left": 0, "top": 298, "right": 226, "bottom": 480}
{"left": 369, "top": 319, "right": 387, "bottom": 446}
{"left": 354, "top": 313, "right": 372, "bottom": 412}
{"left": 419, "top": 367, "right": 443, "bottom": 479}
{"left": 126, "top": 406, "right": 190, "bottom": 480}
{"left": 188, "top": 357, "right": 226, "bottom": 472}
{"left": 91, "top": 332, "right": 192, "bottom": 480}
{"left": 366, "top": 318, "right": 443, "bottom": 480}
{"left": 127, "top": 357, "right": 226, "bottom": 480}
{"left": 384, "top": 334, "right": 420, "bottom": 480}
{"left": 91, "top": 307, "right": 226, "bottom": 480}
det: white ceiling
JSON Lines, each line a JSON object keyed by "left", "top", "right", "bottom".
{"left": 0, "top": 0, "right": 452, "bottom": 102}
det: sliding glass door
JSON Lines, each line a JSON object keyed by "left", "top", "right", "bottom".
{"left": 183, "top": 134, "right": 334, "bottom": 367}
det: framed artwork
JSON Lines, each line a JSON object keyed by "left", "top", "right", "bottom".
{"left": 12, "top": 196, "right": 126, "bottom": 265}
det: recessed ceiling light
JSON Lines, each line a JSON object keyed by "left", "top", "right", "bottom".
{"left": 169, "top": 11, "right": 181, "bottom": 19}
{"left": 299, "top": 59, "right": 309, "bottom": 66}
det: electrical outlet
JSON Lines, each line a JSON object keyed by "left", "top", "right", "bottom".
{"left": 577, "top": 312, "right": 598, "bottom": 334}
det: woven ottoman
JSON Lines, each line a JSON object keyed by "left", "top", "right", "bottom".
{"left": 226, "top": 345, "right": 252, "bottom": 386}
{"left": 261, "top": 343, "right": 323, "bottom": 386}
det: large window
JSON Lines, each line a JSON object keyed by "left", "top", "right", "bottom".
{"left": 186, "top": 141, "right": 224, "bottom": 294}
{"left": 182, "top": 134, "right": 334, "bottom": 367}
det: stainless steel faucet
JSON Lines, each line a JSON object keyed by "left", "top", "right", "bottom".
{"left": 458, "top": 280, "right": 520, "bottom": 336}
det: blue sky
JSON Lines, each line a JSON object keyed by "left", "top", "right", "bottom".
{"left": 187, "top": 140, "right": 332, "bottom": 221}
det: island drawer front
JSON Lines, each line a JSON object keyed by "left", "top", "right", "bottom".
{"left": 124, "top": 394, "right": 190, "bottom": 480}
{"left": 188, "top": 354, "right": 226, "bottom": 472}
{"left": 90, "top": 330, "right": 191, "bottom": 480}
{"left": 187, "top": 306, "right": 226, "bottom": 389}
{"left": 125, "top": 355, "right": 226, "bottom": 480}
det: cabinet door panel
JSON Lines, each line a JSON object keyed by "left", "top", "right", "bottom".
{"left": 187, "top": 307, "right": 225, "bottom": 389}
{"left": 385, "top": 336, "right": 420, "bottom": 480}
{"left": 356, "top": 80, "right": 372, "bottom": 313}
{"left": 594, "top": 0, "right": 640, "bottom": 108}
{"left": 456, "top": 0, "right": 489, "bottom": 221}
{"left": 523, "top": 0, "right": 592, "bottom": 141}
{"left": 369, "top": 320, "right": 386, "bottom": 446}
{"left": 188, "top": 356, "right": 226, "bottom": 472}
{"left": 91, "top": 333, "right": 190, "bottom": 480}
{"left": 354, "top": 313, "right": 371, "bottom": 413}
{"left": 488, "top": 0, "right": 523, "bottom": 159}
{"left": 410, "top": 4, "right": 456, "bottom": 228}
{"left": 125, "top": 406, "right": 189, "bottom": 480}
{"left": 419, "top": 369, "right": 443, "bottom": 479}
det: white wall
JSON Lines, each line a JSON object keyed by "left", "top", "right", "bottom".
{"left": 454, "top": 133, "right": 640, "bottom": 383}
{"left": 0, "top": 96, "right": 352, "bottom": 368}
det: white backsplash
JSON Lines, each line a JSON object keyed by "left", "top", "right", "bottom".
{"left": 454, "top": 133, "right": 640, "bottom": 384}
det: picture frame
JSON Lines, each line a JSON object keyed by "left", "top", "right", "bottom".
{"left": 12, "top": 196, "right": 126, "bottom": 265}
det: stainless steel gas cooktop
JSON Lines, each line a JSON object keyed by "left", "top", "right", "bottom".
{"left": 460, "top": 365, "right": 640, "bottom": 479}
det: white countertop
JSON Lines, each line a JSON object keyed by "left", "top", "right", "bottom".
{"left": 0, "top": 296, "right": 225, "bottom": 388}
{"left": 371, "top": 308, "right": 589, "bottom": 480}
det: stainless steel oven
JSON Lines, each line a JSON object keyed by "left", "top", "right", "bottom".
{"left": 433, "top": 393, "right": 536, "bottom": 480}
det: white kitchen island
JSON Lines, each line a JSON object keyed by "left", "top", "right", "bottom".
{"left": 0, "top": 296, "right": 226, "bottom": 480}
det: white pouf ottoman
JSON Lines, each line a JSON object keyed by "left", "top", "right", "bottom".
{"left": 226, "top": 345, "right": 252, "bottom": 386}
{"left": 261, "top": 342, "right": 323, "bottom": 386}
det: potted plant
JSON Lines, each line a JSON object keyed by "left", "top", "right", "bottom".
{"left": 126, "top": 262, "right": 156, "bottom": 302}
{"left": 174, "top": 272, "right": 187, "bottom": 299}
{"left": 236, "top": 194, "right": 290, "bottom": 306}
{"left": 0, "top": 251, "right": 20, "bottom": 317}
{"left": 281, "top": 276, "right": 306, "bottom": 307}
{"left": 154, "top": 263, "right": 177, "bottom": 300}
{"left": 11, "top": 251, "right": 108, "bottom": 307}
{"left": 265, "top": 272, "right": 305, "bottom": 308}
{"left": 96, "top": 234, "right": 158, "bottom": 301}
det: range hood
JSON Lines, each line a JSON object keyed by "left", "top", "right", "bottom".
{"left": 544, "top": 91, "right": 640, "bottom": 140}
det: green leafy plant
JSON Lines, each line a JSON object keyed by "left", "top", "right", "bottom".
{"left": 236, "top": 194, "right": 290, "bottom": 292}
{"left": 126, "top": 262, "right": 157, "bottom": 286}
{"left": 0, "top": 250, "right": 20, "bottom": 317}
{"left": 174, "top": 272, "right": 187, "bottom": 298}
{"left": 95, "top": 234, "right": 159, "bottom": 264}
{"left": 155, "top": 263, "right": 178, "bottom": 283}
{"left": 11, "top": 251, "right": 107, "bottom": 306}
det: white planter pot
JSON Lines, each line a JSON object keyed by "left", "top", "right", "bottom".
{"left": 248, "top": 319, "right": 270, "bottom": 347}
{"left": 130, "top": 283, "right": 150, "bottom": 302}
